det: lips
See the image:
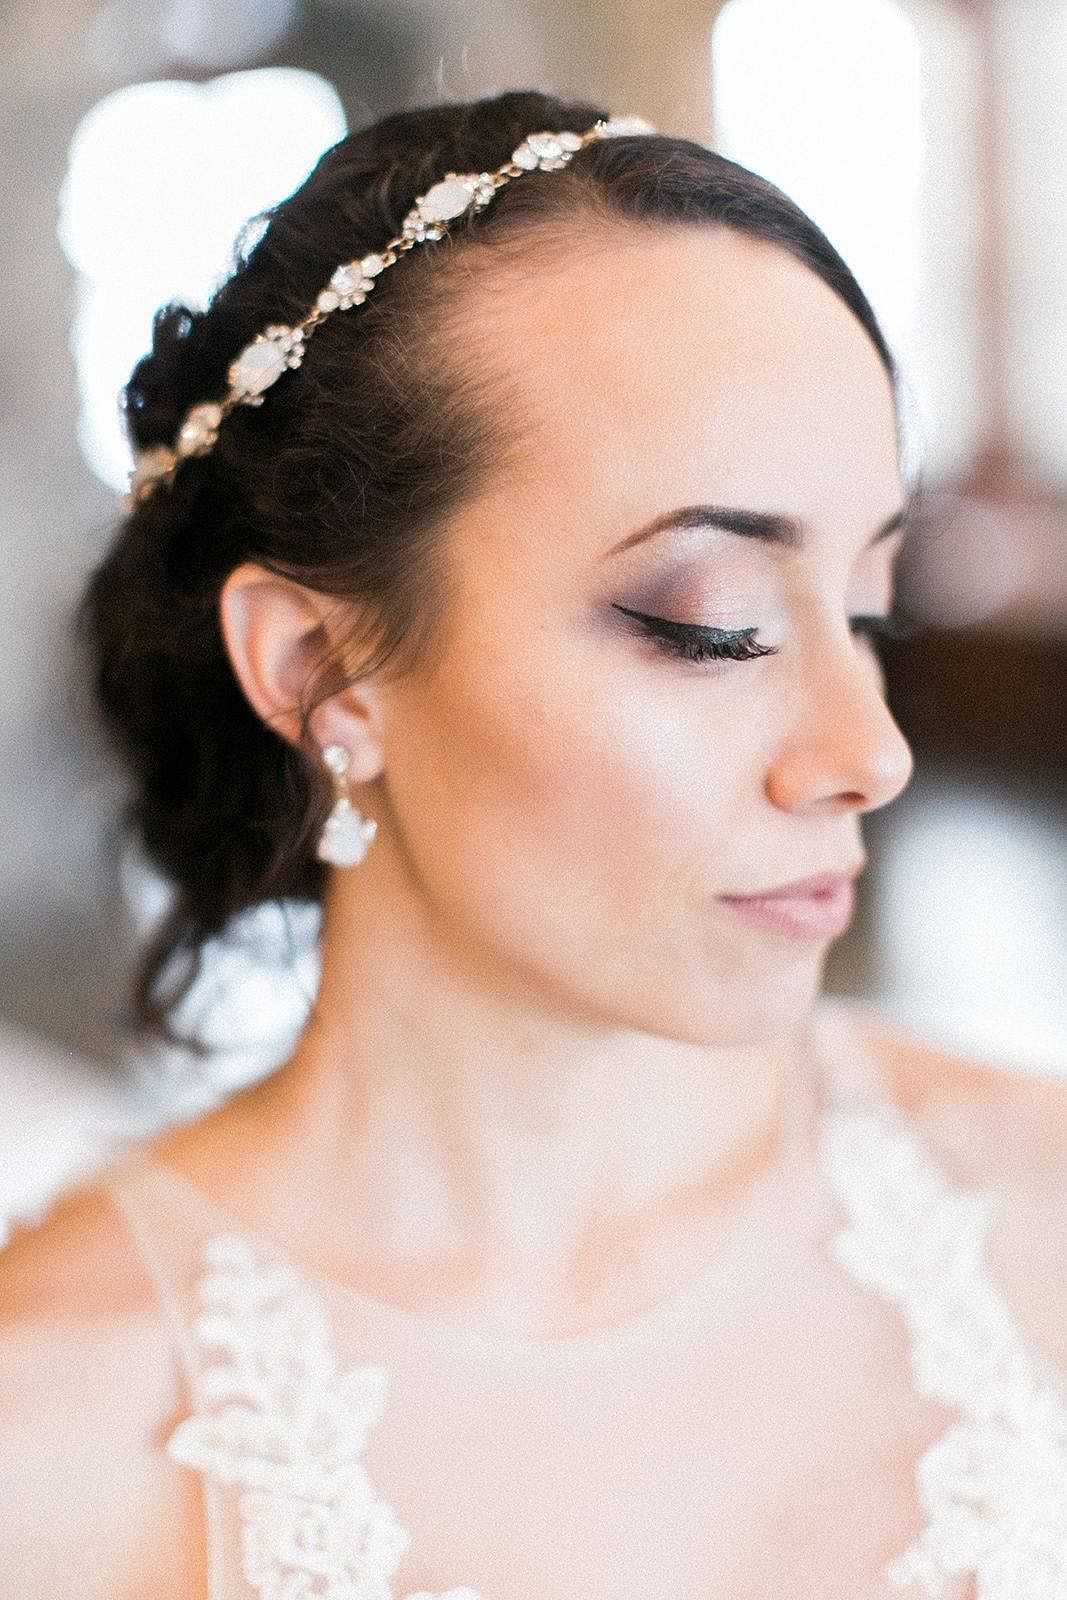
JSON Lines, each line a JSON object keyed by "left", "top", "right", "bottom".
{"left": 718, "top": 866, "right": 863, "bottom": 940}
{"left": 728, "top": 867, "right": 865, "bottom": 899}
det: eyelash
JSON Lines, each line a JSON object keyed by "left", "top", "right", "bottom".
{"left": 612, "top": 603, "right": 918, "bottom": 664}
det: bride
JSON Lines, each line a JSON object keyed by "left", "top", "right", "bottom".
{"left": 3, "top": 89, "right": 1065, "bottom": 1599}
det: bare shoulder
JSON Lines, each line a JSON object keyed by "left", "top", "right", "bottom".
{"left": 0, "top": 1171, "right": 203, "bottom": 1598}
{"left": 2, "top": 1173, "right": 150, "bottom": 1324}
{"left": 853, "top": 1005, "right": 1067, "bottom": 1184}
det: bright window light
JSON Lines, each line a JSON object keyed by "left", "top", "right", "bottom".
{"left": 711, "top": 0, "right": 932, "bottom": 472}
{"left": 58, "top": 68, "right": 347, "bottom": 493}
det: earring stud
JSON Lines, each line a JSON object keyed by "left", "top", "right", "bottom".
{"left": 316, "top": 743, "right": 378, "bottom": 866}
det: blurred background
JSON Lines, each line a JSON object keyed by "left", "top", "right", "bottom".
{"left": 1, "top": 0, "right": 1064, "bottom": 1240}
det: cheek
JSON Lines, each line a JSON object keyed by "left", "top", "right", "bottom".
{"left": 386, "top": 646, "right": 814, "bottom": 1034}
{"left": 404, "top": 649, "right": 775, "bottom": 923}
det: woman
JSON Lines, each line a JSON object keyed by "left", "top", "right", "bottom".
{"left": 3, "top": 89, "right": 1065, "bottom": 1599}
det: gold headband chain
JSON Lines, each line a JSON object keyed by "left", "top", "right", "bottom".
{"left": 127, "top": 113, "right": 656, "bottom": 507}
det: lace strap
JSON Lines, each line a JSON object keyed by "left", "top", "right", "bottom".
{"left": 105, "top": 1158, "right": 483, "bottom": 1599}
{"left": 169, "top": 1228, "right": 482, "bottom": 1600}
{"left": 816, "top": 1057, "right": 1067, "bottom": 1597}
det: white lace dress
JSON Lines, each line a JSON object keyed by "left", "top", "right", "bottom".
{"left": 103, "top": 1002, "right": 1067, "bottom": 1600}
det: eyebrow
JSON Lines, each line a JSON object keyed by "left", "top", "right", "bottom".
{"left": 602, "top": 493, "right": 916, "bottom": 560}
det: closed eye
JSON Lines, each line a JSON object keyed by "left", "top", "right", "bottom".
{"left": 613, "top": 601, "right": 924, "bottom": 666}
{"left": 611, "top": 604, "right": 777, "bottom": 663}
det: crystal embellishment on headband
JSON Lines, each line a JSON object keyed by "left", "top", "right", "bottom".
{"left": 126, "top": 114, "right": 656, "bottom": 507}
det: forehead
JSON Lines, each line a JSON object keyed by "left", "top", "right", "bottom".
{"left": 451, "top": 223, "right": 902, "bottom": 562}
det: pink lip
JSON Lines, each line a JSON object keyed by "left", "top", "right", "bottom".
{"left": 718, "top": 870, "right": 861, "bottom": 940}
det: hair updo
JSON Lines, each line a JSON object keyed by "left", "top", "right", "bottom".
{"left": 74, "top": 86, "right": 901, "bottom": 1057}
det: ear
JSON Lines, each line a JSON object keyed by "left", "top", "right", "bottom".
{"left": 218, "top": 563, "right": 385, "bottom": 784}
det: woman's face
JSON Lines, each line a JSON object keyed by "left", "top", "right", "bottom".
{"left": 376, "top": 224, "right": 914, "bottom": 1043}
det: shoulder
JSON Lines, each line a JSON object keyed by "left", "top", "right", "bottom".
{"left": 852, "top": 1004, "right": 1067, "bottom": 1183}
{"left": 1, "top": 1173, "right": 148, "bottom": 1324}
{"left": 0, "top": 1171, "right": 202, "bottom": 1598}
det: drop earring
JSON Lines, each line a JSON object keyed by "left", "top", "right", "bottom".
{"left": 315, "top": 743, "right": 378, "bottom": 867}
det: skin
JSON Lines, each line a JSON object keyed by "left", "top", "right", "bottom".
{"left": 199, "top": 221, "right": 914, "bottom": 1330}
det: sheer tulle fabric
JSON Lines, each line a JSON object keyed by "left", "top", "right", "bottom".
{"left": 99, "top": 1002, "right": 1067, "bottom": 1599}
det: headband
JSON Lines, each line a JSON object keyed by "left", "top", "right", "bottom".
{"left": 127, "top": 113, "right": 656, "bottom": 507}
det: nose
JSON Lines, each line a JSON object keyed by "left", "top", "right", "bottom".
{"left": 764, "top": 635, "right": 914, "bottom": 817}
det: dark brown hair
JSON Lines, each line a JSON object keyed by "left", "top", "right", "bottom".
{"left": 75, "top": 87, "right": 901, "bottom": 1058}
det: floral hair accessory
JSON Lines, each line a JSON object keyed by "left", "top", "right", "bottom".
{"left": 127, "top": 114, "right": 656, "bottom": 507}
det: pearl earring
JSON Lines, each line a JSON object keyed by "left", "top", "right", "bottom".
{"left": 315, "top": 744, "right": 378, "bottom": 867}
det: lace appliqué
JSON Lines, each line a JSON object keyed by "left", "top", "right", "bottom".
{"left": 166, "top": 1233, "right": 481, "bottom": 1600}
{"left": 821, "top": 1104, "right": 1067, "bottom": 1600}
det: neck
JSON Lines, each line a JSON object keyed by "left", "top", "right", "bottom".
{"left": 239, "top": 871, "right": 822, "bottom": 1275}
